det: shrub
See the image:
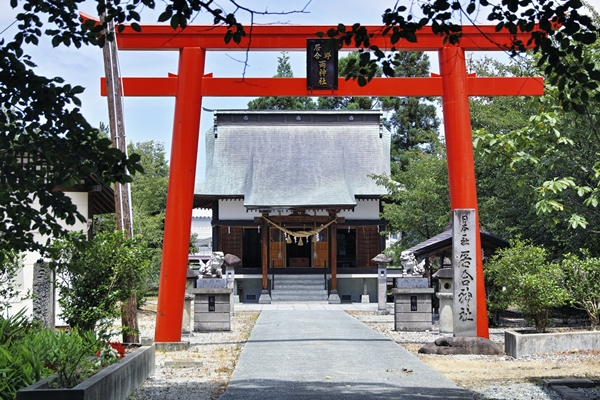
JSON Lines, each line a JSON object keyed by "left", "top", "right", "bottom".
{"left": 561, "top": 252, "right": 600, "bottom": 330}
{"left": 50, "top": 231, "right": 151, "bottom": 336}
{"left": 44, "top": 329, "right": 102, "bottom": 388}
{"left": 0, "top": 311, "right": 49, "bottom": 400}
{"left": 0, "top": 309, "right": 107, "bottom": 398}
{"left": 485, "top": 240, "right": 568, "bottom": 333}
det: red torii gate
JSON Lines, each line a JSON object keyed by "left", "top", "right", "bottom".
{"left": 99, "top": 21, "right": 543, "bottom": 342}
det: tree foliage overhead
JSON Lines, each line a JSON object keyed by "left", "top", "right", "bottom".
{"left": 319, "top": 0, "right": 600, "bottom": 113}
{"left": 471, "top": 48, "right": 600, "bottom": 256}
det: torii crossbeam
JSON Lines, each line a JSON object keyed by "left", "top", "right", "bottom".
{"left": 96, "top": 18, "right": 544, "bottom": 343}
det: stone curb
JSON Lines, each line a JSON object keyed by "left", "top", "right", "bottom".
{"left": 544, "top": 379, "right": 599, "bottom": 400}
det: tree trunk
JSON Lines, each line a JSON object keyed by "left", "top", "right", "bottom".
{"left": 121, "top": 293, "right": 139, "bottom": 343}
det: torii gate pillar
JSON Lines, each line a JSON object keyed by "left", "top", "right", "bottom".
{"left": 439, "top": 47, "right": 488, "bottom": 338}
{"left": 155, "top": 47, "right": 206, "bottom": 341}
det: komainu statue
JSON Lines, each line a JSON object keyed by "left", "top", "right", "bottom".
{"left": 400, "top": 250, "right": 425, "bottom": 276}
{"left": 199, "top": 251, "right": 224, "bottom": 278}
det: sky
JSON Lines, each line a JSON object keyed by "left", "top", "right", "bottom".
{"left": 1, "top": 0, "right": 599, "bottom": 184}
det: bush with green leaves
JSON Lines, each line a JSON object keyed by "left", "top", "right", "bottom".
{"left": 561, "top": 252, "right": 600, "bottom": 330}
{"left": 485, "top": 240, "right": 568, "bottom": 333}
{"left": 0, "top": 311, "right": 104, "bottom": 399}
{"left": 50, "top": 231, "right": 151, "bottom": 336}
{"left": 0, "top": 310, "right": 44, "bottom": 400}
{"left": 44, "top": 329, "right": 102, "bottom": 388}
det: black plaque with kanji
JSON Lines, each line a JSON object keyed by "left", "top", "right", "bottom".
{"left": 307, "top": 39, "right": 338, "bottom": 90}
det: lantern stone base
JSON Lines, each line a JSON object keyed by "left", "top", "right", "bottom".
{"left": 393, "top": 288, "right": 434, "bottom": 331}
{"left": 192, "top": 288, "right": 232, "bottom": 331}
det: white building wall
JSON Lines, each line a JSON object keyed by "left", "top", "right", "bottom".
{"left": 218, "top": 199, "right": 261, "bottom": 220}
{"left": 191, "top": 208, "right": 212, "bottom": 239}
{"left": 217, "top": 199, "right": 380, "bottom": 220}
{"left": 339, "top": 199, "right": 380, "bottom": 220}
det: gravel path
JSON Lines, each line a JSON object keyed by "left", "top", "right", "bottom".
{"left": 350, "top": 312, "right": 599, "bottom": 400}
{"left": 128, "top": 304, "right": 599, "bottom": 400}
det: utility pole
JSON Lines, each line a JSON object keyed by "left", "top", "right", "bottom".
{"left": 101, "top": 17, "right": 138, "bottom": 343}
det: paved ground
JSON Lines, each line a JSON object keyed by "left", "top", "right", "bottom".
{"left": 233, "top": 301, "right": 394, "bottom": 312}
{"left": 220, "top": 308, "right": 475, "bottom": 400}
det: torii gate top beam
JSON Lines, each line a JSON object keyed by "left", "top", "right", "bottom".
{"left": 110, "top": 22, "right": 534, "bottom": 52}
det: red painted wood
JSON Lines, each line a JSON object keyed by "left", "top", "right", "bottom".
{"left": 155, "top": 47, "right": 205, "bottom": 342}
{"left": 439, "top": 47, "right": 489, "bottom": 339}
{"left": 102, "top": 76, "right": 543, "bottom": 97}
{"left": 112, "top": 23, "right": 538, "bottom": 52}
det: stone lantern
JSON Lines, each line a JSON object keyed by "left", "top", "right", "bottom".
{"left": 432, "top": 267, "right": 453, "bottom": 334}
{"left": 372, "top": 254, "right": 393, "bottom": 314}
{"left": 183, "top": 267, "right": 198, "bottom": 335}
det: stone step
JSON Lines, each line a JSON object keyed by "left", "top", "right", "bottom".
{"left": 273, "top": 282, "right": 326, "bottom": 289}
{"left": 271, "top": 289, "right": 328, "bottom": 295}
{"left": 272, "top": 276, "right": 325, "bottom": 284}
{"left": 273, "top": 276, "right": 324, "bottom": 281}
{"left": 271, "top": 291, "right": 329, "bottom": 301}
{"left": 269, "top": 274, "right": 329, "bottom": 301}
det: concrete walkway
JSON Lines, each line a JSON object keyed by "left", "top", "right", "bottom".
{"left": 233, "top": 301, "right": 394, "bottom": 312}
{"left": 220, "top": 309, "right": 475, "bottom": 399}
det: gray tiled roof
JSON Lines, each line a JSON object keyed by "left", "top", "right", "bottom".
{"left": 196, "top": 110, "right": 391, "bottom": 209}
{"left": 406, "top": 228, "right": 509, "bottom": 259}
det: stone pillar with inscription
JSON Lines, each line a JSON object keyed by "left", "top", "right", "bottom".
{"left": 32, "top": 260, "right": 54, "bottom": 329}
{"left": 452, "top": 209, "right": 477, "bottom": 337}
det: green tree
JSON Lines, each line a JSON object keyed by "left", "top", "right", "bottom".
{"left": 471, "top": 52, "right": 600, "bottom": 256}
{"left": 379, "top": 52, "right": 439, "bottom": 156}
{"left": 128, "top": 141, "right": 169, "bottom": 291}
{"left": 317, "top": 52, "right": 378, "bottom": 111}
{"left": 561, "top": 252, "right": 600, "bottom": 330}
{"left": 469, "top": 57, "right": 562, "bottom": 251}
{"left": 485, "top": 240, "right": 568, "bottom": 332}
{"left": 247, "top": 52, "right": 316, "bottom": 110}
{"left": 50, "top": 231, "right": 151, "bottom": 336}
{"left": 372, "top": 147, "right": 450, "bottom": 251}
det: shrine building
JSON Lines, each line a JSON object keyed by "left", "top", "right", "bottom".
{"left": 194, "top": 109, "right": 397, "bottom": 303}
